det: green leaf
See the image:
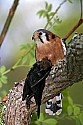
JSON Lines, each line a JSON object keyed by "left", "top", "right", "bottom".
{"left": 75, "top": 118, "right": 81, "bottom": 125}
{"left": 48, "top": 21, "right": 52, "bottom": 26}
{"left": 2, "top": 75, "right": 7, "bottom": 80}
{"left": 31, "top": 112, "right": 37, "bottom": 121}
{"left": 67, "top": 105, "right": 73, "bottom": 116}
{"left": 37, "top": 10, "right": 45, "bottom": 18}
{"left": 1, "top": 90, "right": 7, "bottom": 96}
{"left": 43, "top": 118, "right": 57, "bottom": 125}
{"left": 62, "top": 89, "right": 69, "bottom": 96}
{"left": 30, "top": 50, "right": 35, "bottom": 57}
{"left": 35, "top": 120, "right": 40, "bottom": 125}
{"left": 79, "top": 113, "right": 83, "bottom": 125}
{"left": 54, "top": 16, "right": 62, "bottom": 24}
{"left": 45, "top": 1, "right": 48, "bottom": 9}
{"left": 20, "top": 44, "right": 30, "bottom": 51}
{"left": 53, "top": 25, "right": 57, "bottom": 30}
{"left": 38, "top": 113, "right": 46, "bottom": 122}
{"left": 30, "top": 112, "right": 37, "bottom": 125}
{"left": 49, "top": 12, "right": 55, "bottom": 17}
{"left": 47, "top": 4, "right": 52, "bottom": 12}
{"left": 68, "top": 0, "right": 72, "bottom": 3}
{"left": 22, "top": 55, "right": 28, "bottom": 64}
{"left": 74, "top": 106, "right": 80, "bottom": 115}
{"left": 0, "top": 66, "right": 6, "bottom": 73}
{"left": 43, "top": 11, "right": 48, "bottom": 18}
{"left": 1, "top": 75, "right": 7, "bottom": 84}
{"left": 68, "top": 96, "right": 73, "bottom": 105}
{"left": 0, "top": 81, "right": 2, "bottom": 88}
{"left": 62, "top": 97, "right": 69, "bottom": 113}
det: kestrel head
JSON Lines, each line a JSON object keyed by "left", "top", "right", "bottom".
{"left": 32, "top": 29, "right": 56, "bottom": 46}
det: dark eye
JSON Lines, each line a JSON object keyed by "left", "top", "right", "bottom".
{"left": 52, "top": 34, "right": 55, "bottom": 39}
{"left": 39, "top": 32, "right": 42, "bottom": 35}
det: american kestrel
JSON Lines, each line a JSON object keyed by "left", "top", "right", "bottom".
{"left": 32, "top": 29, "right": 66, "bottom": 115}
{"left": 22, "top": 58, "right": 52, "bottom": 118}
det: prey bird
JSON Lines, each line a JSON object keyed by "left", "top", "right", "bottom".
{"left": 22, "top": 58, "right": 52, "bottom": 118}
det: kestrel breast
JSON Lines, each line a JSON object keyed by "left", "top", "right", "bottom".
{"left": 36, "top": 39, "right": 64, "bottom": 65}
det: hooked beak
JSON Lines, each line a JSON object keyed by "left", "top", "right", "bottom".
{"left": 32, "top": 33, "right": 39, "bottom": 41}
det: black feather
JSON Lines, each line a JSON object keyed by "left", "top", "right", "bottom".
{"left": 22, "top": 58, "right": 52, "bottom": 118}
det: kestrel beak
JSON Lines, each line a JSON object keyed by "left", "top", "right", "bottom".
{"left": 32, "top": 33, "right": 39, "bottom": 40}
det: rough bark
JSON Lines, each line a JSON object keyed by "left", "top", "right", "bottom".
{"left": 4, "top": 33, "right": 83, "bottom": 125}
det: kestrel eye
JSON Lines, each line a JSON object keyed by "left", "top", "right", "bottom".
{"left": 39, "top": 32, "right": 42, "bottom": 35}
{"left": 52, "top": 34, "right": 55, "bottom": 39}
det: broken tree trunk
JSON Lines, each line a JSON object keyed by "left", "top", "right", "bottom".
{"left": 4, "top": 33, "right": 83, "bottom": 125}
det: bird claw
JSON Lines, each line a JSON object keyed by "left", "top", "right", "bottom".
{"left": 26, "top": 97, "right": 31, "bottom": 109}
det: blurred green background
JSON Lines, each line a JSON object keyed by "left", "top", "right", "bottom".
{"left": 0, "top": 0, "right": 83, "bottom": 125}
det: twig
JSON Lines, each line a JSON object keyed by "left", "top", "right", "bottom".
{"left": 0, "top": 0, "right": 19, "bottom": 46}
{"left": 2, "top": 44, "right": 35, "bottom": 75}
{"left": 63, "top": 0, "right": 83, "bottom": 41}
{"left": 80, "top": 0, "right": 82, "bottom": 19}
{"left": 63, "top": 18, "right": 83, "bottom": 41}
{"left": 44, "top": 0, "right": 67, "bottom": 29}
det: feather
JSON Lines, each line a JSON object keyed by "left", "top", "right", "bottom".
{"left": 22, "top": 58, "right": 52, "bottom": 118}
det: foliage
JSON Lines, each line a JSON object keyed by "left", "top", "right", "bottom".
{"left": 20, "top": 42, "right": 36, "bottom": 66}
{"left": 31, "top": 90, "right": 83, "bottom": 125}
{"left": 0, "top": 66, "right": 8, "bottom": 88}
{"left": 31, "top": 112, "right": 57, "bottom": 125}
{"left": 0, "top": 42, "right": 36, "bottom": 124}
{"left": 37, "top": 0, "right": 72, "bottom": 30}
{"left": 0, "top": 0, "right": 83, "bottom": 124}
{"left": 0, "top": 66, "right": 8, "bottom": 101}
{"left": 37, "top": 1, "right": 62, "bottom": 30}
{"left": 0, "top": 42, "right": 36, "bottom": 100}
{"left": 0, "top": 104, "right": 5, "bottom": 125}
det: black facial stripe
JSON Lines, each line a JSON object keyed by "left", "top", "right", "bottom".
{"left": 39, "top": 32, "right": 42, "bottom": 35}
{"left": 39, "top": 36, "right": 44, "bottom": 43}
{"left": 45, "top": 33, "right": 49, "bottom": 41}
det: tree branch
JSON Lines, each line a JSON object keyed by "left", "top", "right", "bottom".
{"left": 0, "top": 0, "right": 19, "bottom": 46}
{"left": 63, "top": 0, "right": 83, "bottom": 41}
{"left": 63, "top": 18, "right": 83, "bottom": 41}
{"left": 4, "top": 33, "right": 83, "bottom": 125}
{"left": 44, "top": 0, "right": 67, "bottom": 29}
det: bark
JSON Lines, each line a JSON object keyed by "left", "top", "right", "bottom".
{"left": 4, "top": 33, "right": 83, "bottom": 125}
